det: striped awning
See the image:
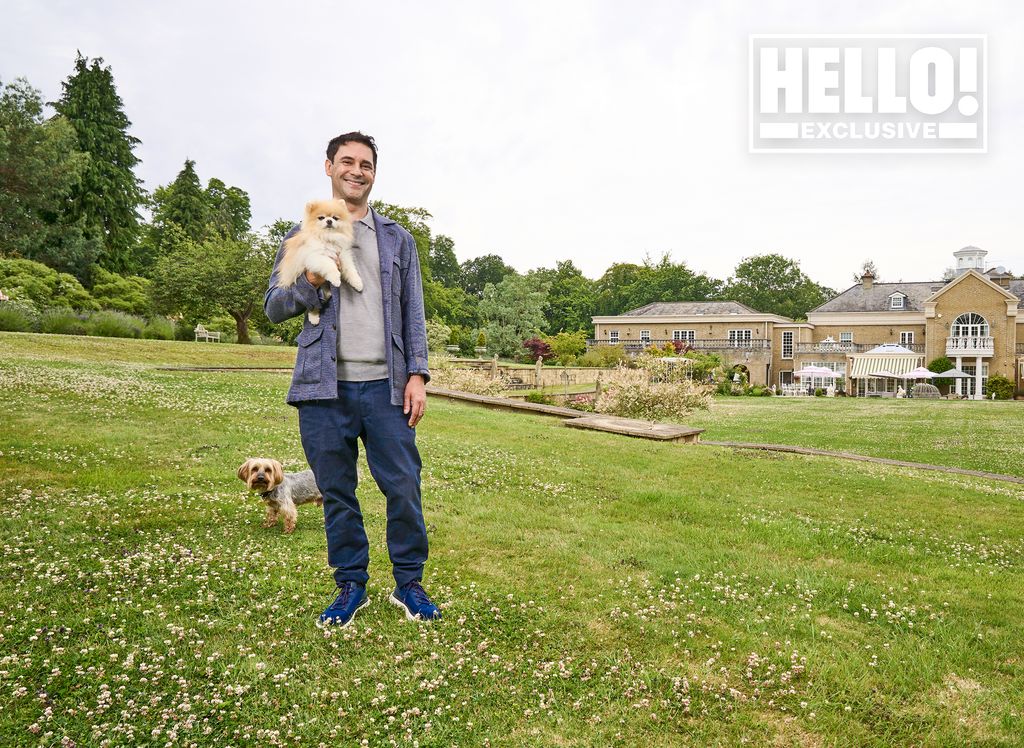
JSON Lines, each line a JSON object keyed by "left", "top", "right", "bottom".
{"left": 850, "top": 354, "right": 923, "bottom": 378}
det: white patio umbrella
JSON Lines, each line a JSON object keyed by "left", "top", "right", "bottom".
{"left": 793, "top": 365, "right": 836, "bottom": 378}
{"left": 935, "top": 368, "right": 972, "bottom": 379}
{"left": 904, "top": 367, "right": 935, "bottom": 379}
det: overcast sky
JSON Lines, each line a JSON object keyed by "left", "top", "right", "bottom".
{"left": 3, "top": 0, "right": 1022, "bottom": 291}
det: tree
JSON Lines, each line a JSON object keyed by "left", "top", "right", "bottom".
{"left": 927, "top": 356, "right": 955, "bottom": 389}
{"left": 139, "top": 161, "right": 252, "bottom": 275}
{"left": 205, "top": 177, "right": 252, "bottom": 240}
{"left": 593, "top": 262, "right": 646, "bottom": 316}
{"left": 429, "top": 234, "right": 461, "bottom": 287}
{"left": 423, "top": 279, "right": 478, "bottom": 328}
{"left": 853, "top": 259, "right": 880, "bottom": 284}
{"left": 153, "top": 160, "right": 209, "bottom": 242}
{"left": 544, "top": 330, "right": 588, "bottom": 365}
{"left": 593, "top": 255, "right": 722, "bottom": 316}
{"left": 52, "top": 53, "right": 144, "bottom": 274}
{"left": 371, "top": 202, "right": 432, "bottom": 277}
{"left": 724, "top": 254, "right": 835, "bottom": 320}
{"left": 460, "top": 254, "right": 516, "bottom": 297}
{"left": 0, "top": 77, "right": 100, "bottom": 281}
{"left": 528, "top": 260, "right": 595, "bottom": 334}
{"left": 150, "top": 230, "right": 274, "bottom": 344}
{"left": 478, "top": 274, "right": 548, "bottom": 357}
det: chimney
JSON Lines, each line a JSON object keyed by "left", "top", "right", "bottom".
{"left": 860, "top": 272, "right": 875, "bottom": 290}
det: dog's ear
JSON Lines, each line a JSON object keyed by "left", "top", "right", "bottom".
{"left": 237, "top": 459, "right": 253, "bottom": 482}
{"left": 271, "top": 460, "right": 284, "bottom": 487}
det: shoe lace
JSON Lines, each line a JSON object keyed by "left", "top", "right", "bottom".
{"left": 332, "top": 582, "right": 355, "bottom": 609}
{"left": 404, "top": 581, "right": 432, "bottom": 608}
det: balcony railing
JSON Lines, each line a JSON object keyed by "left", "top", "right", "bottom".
{"left": 946, "top": 336, "right": 994, "bottom": 357}
{"left": 587, "top": 338, "right": 771, "bottom": 352}
{"left": 796, "top": 342, "right": 926, "bottom": 354}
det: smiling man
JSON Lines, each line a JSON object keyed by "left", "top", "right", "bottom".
{"left": 264, "top": 131, "right": 439, "bottom": 627}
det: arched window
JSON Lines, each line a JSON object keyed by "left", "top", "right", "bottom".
{"left": 951, "top": 313, "right": 989, "bottom": 338}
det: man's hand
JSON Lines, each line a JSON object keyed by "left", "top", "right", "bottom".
{"left": 404, "top": 374, "right": 427, "bottom": 427}
{"left": 305, "top": 270, "right": 327, "bottom": 288}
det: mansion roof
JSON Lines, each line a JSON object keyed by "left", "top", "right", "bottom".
{"left": 619, "top": 301, "right": 759, "bottom": 316}
{"left": 812, "top": 279, "right": 1024, "bottom": 314}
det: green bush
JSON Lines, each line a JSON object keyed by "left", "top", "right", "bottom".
{"left": 814, "top": 387, "right": 825, "bottom": 397}
{"left": 0, "top": 301, "right": 37, "bottom": 332}
{"left": 928, "top": 356, "right": 955, "bottom": 388}
{"left": 142, "top": 317, "right": 176, "bottom": 340}
{"left": 38, "top": 308, "right": 88, "bottom": 335}
{"left": 545, "top": 330, "right": 588, "bottom": 366}
{"left": 89, "top": 266, "right": 152, "bottom": 315}
{"left": 579, "top": 344, "right": 629, "bottom": 368}
{"left": 0, "top": 257, "right": 97, "bottom": 310}
{"left": 525, "top": 391, "right": 555, "bottom": 405}
{"left": 425, "top": 319, "right": 452, "bottom": 354}
{"left": 88, "top": 310, "right": 145, "bottom": 338}
{"left": 985, "top": 373, "right": 1014, "bottom": 400}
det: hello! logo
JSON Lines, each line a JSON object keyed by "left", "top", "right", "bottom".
{"left": 749, "top": 35, "right": 986, "bottom": 152}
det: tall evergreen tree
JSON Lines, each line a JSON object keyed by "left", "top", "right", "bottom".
{"left": 155, "top": 160, "right": 209, "bottom": 242}
{"left": 53, "top": 53, "right": 143, "bottom": 273}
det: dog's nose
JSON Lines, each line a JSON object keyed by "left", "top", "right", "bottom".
{"left": 325, "top": 219, "right": 334, "bottom": 227}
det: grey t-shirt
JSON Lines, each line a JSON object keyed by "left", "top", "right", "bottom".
{"left": 336, "top": 207, "right": 388, "bottom": 381}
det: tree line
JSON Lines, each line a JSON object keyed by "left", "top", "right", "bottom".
{"left": 1, "top": 53, "right": 837, "bottom": 350}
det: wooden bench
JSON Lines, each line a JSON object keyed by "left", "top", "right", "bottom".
{"left": 194, "top": 324, "right": 221, "bottom": 342}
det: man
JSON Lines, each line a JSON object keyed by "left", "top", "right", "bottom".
{"left": 264, "top": 131, "right": 440, "bottom": 627}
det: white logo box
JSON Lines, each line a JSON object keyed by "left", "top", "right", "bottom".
{"left": 749, "top": 34, "right": 987, "bottom": 153}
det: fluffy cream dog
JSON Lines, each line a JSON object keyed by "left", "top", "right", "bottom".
{"left": 237, "top": 458, "right": 323, "bottom": 534}
{"left": 274, "top": 199, "right": 360, "bottom": 324}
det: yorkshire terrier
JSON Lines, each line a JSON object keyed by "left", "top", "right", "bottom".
{"left": 274, "top": 199, "right": 360, "bottom": 325}
{"left": 237, "top": 458, "right": 323, "bottom": 534}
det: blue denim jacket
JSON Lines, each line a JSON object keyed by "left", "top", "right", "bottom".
{"left": 264, "top": 211, "right": 430, "bottom": 407}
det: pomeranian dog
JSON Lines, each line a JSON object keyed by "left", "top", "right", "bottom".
{"left": 274, "top": 199, "right": 361, "bottom": 324}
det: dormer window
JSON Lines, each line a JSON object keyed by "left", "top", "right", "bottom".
{"left": 889, "top": 293, "right": 906, "bottom": 310}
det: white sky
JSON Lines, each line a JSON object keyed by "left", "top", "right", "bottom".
{"left": 2, "top": 0, "right": 1022, "bottom": 291}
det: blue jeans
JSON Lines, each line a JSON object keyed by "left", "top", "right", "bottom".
{"left": 297, "top": 379, "right": 428, "bottom": 588}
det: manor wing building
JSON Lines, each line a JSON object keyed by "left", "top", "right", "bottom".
{"left": 590, "top": 247, "right": 1024, "bottom": 398}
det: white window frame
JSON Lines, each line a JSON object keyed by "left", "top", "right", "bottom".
{"left": 673, "top": 329, "right": 695, "bottom": 343}
{"left": 639, "top": 329, "right": 651, "bottom": 344}
{"left": 608, "top": 330, "right": 619, "bottom": 343}
{"left": 839, "top": 331, "right": 853, "bottom": 343}
{"left": 781, "top": 331, "right": 794, "bottom": 359}
{"left": 900, "top": 331, "right": 915, "bottom": 346}
{"left": 889, "top": 294, "right": 905, "bottom": 310}
{"left": 728, "top": 329, "right": 753, "bottom": 347}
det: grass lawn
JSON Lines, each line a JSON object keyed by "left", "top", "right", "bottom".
{"left": 2, "top": 332, "right": 1023, "bottom": 746}
{"left": 686, "top": 396, "right": 1024, "bottom": 478}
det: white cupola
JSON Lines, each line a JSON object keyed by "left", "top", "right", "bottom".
{"left": 953, "top": 246, "right": 987, "bottom": 276}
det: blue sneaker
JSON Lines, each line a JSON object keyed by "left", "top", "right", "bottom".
{"left": 389, "top": 581, "right": 442, "bottom": 621}
{"left": 318, "top": 582, "right": 369, "bottom": 627}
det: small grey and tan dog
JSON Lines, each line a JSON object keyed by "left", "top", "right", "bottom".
{"left": 237, "top": 458, "right": 323, "bottom": 534}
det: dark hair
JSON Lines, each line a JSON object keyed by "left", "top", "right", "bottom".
{"left": 326, "top": 131, "right": 377, "bottom": 168}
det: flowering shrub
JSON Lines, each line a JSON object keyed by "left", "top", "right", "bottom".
{"left": 567, "top": 393, "right": 595, "bottom": 412}
{"left": 596, "top": 357, "right": 714, "bottom": 421}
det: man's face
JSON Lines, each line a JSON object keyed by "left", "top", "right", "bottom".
{"left": 325, "top": 142, "right": 375, "bottom": 204}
